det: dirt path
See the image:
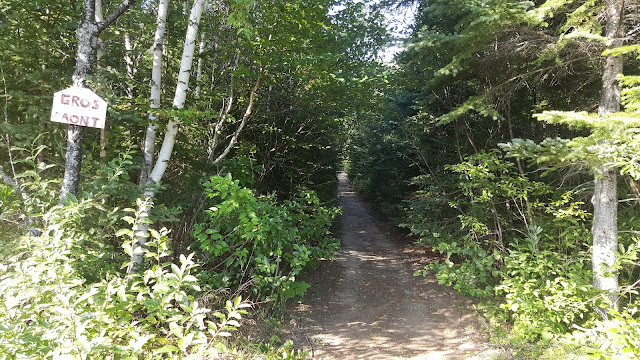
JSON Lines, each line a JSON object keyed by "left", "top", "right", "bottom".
{"left": 286, "top": 172, "right": 490, "bottom": 360}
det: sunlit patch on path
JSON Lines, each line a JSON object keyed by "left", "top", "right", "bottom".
{"left": 286, "top": 172, "right": 492, "bottom": 359}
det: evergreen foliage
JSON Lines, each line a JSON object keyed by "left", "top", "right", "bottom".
{"left": 347, "top": 0, "right": 640, "bottom": 357}
{"left": 0, "top": 0, "right": 386, "bottom": 357}
{"left": 6, "top": 0, "right": 640, "bottom": 357}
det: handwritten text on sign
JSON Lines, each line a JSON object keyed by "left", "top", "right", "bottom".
{"left": 51, "top": 88, "right": 107, "bottom": 129}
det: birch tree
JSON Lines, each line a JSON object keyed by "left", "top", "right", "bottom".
{"left": 59, "top": 0, "right": 138, "bottom": 201}
{"left": 133, "top": 0, "right": 206, "bottom": 268}
{"left": 139, "top": 0, "right": 170, "bottom": 187}
{"left": 132, "top": 0, "right": 262, "bottom": 268}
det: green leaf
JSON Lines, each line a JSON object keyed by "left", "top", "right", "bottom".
{"left": 115, "top": 229, "right": 133, "bottom": 237}
{"left": 153, "top": 345, "right": 180, "bottom": 354}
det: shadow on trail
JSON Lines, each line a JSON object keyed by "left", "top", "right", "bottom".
{"left": 286, "top": 172, "right": 487, "bottom": 360}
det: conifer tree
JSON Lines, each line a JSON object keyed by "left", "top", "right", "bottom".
{"left": 592, "top": 0, "right": 624, "bottom": 309}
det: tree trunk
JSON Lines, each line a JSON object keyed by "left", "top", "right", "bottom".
{"left": 195, "top": 32, "right": 206, "bottom": 96}
{"left": 598, "top": 2, "right": 624, "bottom": 117}
{"left": 592, "top": 0, "right": 624, "bottom": 309}
{"left": 124, "top": 33, "right": 138, "bottom": 99}
{"left": 139, "top": 0, "right": 169, "bottom": 187}
{"left": 592, "top": 166, "right": 618, "bottom": 306}
{"left": 59, "top": 0, "right": 138, "bottom": 201}
{"left": 95, "top": 0, "right": 106, "bottom": 59}
{"left": 96, "top": 0, "right": 108, "bottom": 160}
{"left": 59, "top": 1, "right": 98, "bottom": 200}
{"left": 146, "top": 0, "right": 205, "bottom": 185}
{"left": 132, "top": 0, "right": 206, "bottom": 269}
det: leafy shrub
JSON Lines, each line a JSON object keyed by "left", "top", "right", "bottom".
{"left": 409, "top": 151, "right": 604, "bottom": 342}
{"left": 426, "top": 241, "right": 500, "bottom": 297}
{"left": 0, "top": 148, "right": 169, "bottom": 282}
{"left": 192, "top": 174, "right": 340, "bottom": 306}
{"left": 235, "top": 339, "right": 311, "bottom": 360}
{"left": 496, "top": 226, "right": 597, "bottom": 340}
{"left": 413, "top": 151, "right": 554, "bottom": 296}
{"left": 0, "top": 198, "right": 248, "bottom": 359}
{"left": 0, "top": 144, "right": 58, "bottom": 236}
{"left": 583, "top": 306, "right": 640, "bottom": 360}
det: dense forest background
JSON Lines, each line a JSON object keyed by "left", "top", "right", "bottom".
{"left": 2, "top": 0, "right": 640, "bottom": 359}
{"left": 349, "top": 0, "right": 640, "bottom": 358}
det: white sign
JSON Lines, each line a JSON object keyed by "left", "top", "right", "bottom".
{"left": 51, "top": 88, "right": 107, "bottom": 129}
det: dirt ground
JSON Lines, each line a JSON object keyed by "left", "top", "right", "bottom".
{"left": 285, "top": 172, "right": 495, "bottom": 360}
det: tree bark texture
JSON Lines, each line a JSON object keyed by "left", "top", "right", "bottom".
{"left": 139, "top": 0, "right": 169, "bottom": 187}
{"left": 195, "top": 32, "right": 206, "bottom": 96}
{"left": 96, "top": 0, "right": 108, "bottom": 160}
{"left": 592, "top": 0, "right": 624, "bottom": 308}
{"left": 133, "top": 0, "right": 205, "bottom": 268}
{"left": 60, "top": 2, "right": 97, "bottom": 200}
{"left": 59, "top": 0, "right": 138, "bottom": 201}
{"left": 592, "top": 166, "right": 618, "bottom": 298}
{"left": 211, "top": 74, "right": 260, "bottom": 165}
{"left": 146, "top": 0, "right": 205, "bottom": 187}
{"left": 124, "top": 33, "right": 138, "bottom": 99}
{"left": 598, "top": 0, "right": 624, "bottom": 116}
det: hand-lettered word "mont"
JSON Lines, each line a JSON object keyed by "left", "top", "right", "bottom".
{"left": 60, "top": 113, "right": 102, "bottom": 127}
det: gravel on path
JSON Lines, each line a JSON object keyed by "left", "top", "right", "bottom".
{"left": 286, "top": 172, "right": 494, "bottom": 360}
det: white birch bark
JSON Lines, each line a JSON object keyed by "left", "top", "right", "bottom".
{"left": 148, "top": 0, "right": 205, "bottom": 185}
{"left": 195, "top": 32, "right": 206, "bottom": 96}
{"left": 207, "top": 53, "right": 239, "bottom": 160}
{"left": 133, "top": 0, "right": 206, "bottom": 268}
{"left": 123, "top": 33, "right": 137, "bottom": 98}
{"left": 592, "top": 0, "right": 624, "bottom": 310}
{"left": 96, "top": 0, "right": 109, "bottom": 159}
{"left": 95, "top": 0, "right": 106, "bottom": 59}
{"left": 139, "top": 0, "right": 169, "bottom": 186}
{"left": 211, "top": 74, "right": 260, "bottom": 165}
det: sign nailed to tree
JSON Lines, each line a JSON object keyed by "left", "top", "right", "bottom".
{"left": 51, "top": 88, "right": 107, "bottom": 129}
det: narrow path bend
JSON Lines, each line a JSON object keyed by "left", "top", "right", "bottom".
{"left": 287, "top": 172, "right": 488, "bottom": 360}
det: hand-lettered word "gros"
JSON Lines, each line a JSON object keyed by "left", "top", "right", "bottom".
{"left": 51, "top": 88, "right": 108, "bottom": 129}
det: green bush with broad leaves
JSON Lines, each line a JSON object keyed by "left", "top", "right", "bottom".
{"left": 192, "top": 174, "right": 340, "bottom": 306}
{"left": 496, "top": 226, "right": 597, "bottom": 340}
{"left": 583, "top": 306, "right": 640, "bottom": 360}
{"left": 0, "top": 197, "right": 249, "bottom": 359}
{"left": 412, "top": 152, "right": 554, "bottom": 296}
{"left": 409, "top": 151, "right": 602, "bottom": 340}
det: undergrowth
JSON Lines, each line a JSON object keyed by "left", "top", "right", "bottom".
{"left": 0, "top": 151, "right": 335, "bottom": 359}
{"left": 382, "top": 151, "right": 640, "bottom": 359}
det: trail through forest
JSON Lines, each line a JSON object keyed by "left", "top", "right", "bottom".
{"left": 286, "top": 172, "right": 492, "bottom": 359}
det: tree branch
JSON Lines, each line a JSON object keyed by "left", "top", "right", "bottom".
{"left": 208, "top": 67, "right": 237, "bottom": 162}
{"left": 213, "top": 73, "right": 262, "bottom": 165}
{"left": 97, "top": 0, "right": 138, "bottom": 32}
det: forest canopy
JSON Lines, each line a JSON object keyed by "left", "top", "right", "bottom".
{"left": 348, "top": 0, "right": 640, "bottom": 358}
{"left": 0, "top": 0, "right": 387, "bottom": 358}
{"left": 2, "top": 0, "right": 640, "bottom": 359}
